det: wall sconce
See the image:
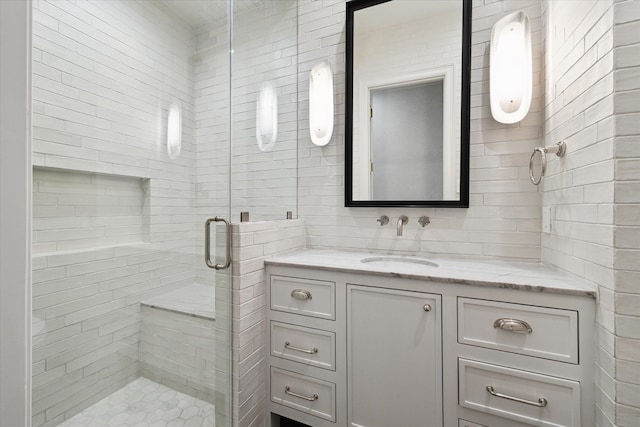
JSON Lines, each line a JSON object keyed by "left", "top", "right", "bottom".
{"left": 309, "top": 60, "right": 333, "bottom": 146}
{"left": 256, "top": 81, "right": 278, "bottom": 152}
{"left": 490, "top": 11, "right": 532, "bottom": 124}
{"left": 167, "top": 101, "right": 182, "bottom": 159}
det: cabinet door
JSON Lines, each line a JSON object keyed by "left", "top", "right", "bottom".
{"left": 347, "top": 285, "right": 442, "bottom": 427}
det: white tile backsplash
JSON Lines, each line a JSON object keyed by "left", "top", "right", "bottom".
{"left": 297, "top": 0, "right": 545, "bottom": 261}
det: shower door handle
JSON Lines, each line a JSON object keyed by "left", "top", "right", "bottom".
{"left": 205, "top": 217, "right": 232, "bottom": 270}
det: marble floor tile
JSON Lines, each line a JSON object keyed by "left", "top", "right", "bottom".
{"left": 57, "top": 377, "right": 215, "bottom": 427}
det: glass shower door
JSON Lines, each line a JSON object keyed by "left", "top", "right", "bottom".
{"left": 30, "top": 0, "right": 232, "bottom": 425}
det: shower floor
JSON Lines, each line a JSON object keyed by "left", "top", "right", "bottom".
{"left": 57, "top": 377, "right": 215, "bottom": 427}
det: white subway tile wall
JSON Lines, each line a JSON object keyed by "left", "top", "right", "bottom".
{"left": 231, "top": 1, "right": 299, "bottom": 221}
{"left": 32, "top": 0, "right": 300, "bottom": 425}
{"left": 539, "top": 1, "right": 640, "bottom": 425}
{"left": 31, "top": 0, "right": 202, "bottom": 425}
{"left": 140, "top": 305, "right": 217, "bottom": 403}
{"left": 193, "top": 0, "right": 299, "bottom": 286}
{"left": 231, "top": 219, "right": 306, "bottom": 427}
{"left": 188, "top": 52, "right": 233, "bottom": 423}
{"left": 33, "top": 168, "right": 149, "bottom": 254}
{"left": 612, "top": 0, "right": 640, "bottom": 425}
{"left": 32, "top": 245, "right": 195, "bottom": 426}
{"left": 297, "top": 0, "right": 544, "bottom": 261}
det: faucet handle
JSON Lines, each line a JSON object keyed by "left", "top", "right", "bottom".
{"left": 377, "top": 215, "right": 389, "bottom": 226}
{"left": 418, "top": 216, "right": 430, "bottom": 227}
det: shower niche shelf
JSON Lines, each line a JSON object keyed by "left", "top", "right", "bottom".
{"left": 33, "top": 166, "right": 150, "bottom": 254}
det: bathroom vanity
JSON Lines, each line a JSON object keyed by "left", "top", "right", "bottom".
{"left": 264, "top": 250, "right": 596, "bottom": 427}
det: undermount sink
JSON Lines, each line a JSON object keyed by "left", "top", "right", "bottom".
{"left": 360, "top": 256, "right": 439, "bottom": 268}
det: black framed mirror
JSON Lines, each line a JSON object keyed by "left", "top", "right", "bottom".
{"left": 345, "top": 0, "right": 471, "bottom": 208}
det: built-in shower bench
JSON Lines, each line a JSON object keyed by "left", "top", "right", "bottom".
{"left": 141, "top": 283, "right": 216, "bottom": 320}
{"left": 140, "top": 283, "right": 217, "bottom": 403}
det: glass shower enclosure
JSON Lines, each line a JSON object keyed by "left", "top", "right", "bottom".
{"left": 30, "top": 0, "right": 298, "bottom": 425}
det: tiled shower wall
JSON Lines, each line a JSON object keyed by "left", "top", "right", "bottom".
{"left": 139, "top": 305, "right": 217, "bottom": 403}
{"left": 194, "top": 1, "right": 298, "bottom": 228}
{"left": 541, "top": 0, "right": 640, "bottom": 424}
{"left": 32, "top": 1, "right": 301, "bottom": 426}
{"left": 193, "top": 15, "right": 231, "bottom": 287}
{"left": 31, "top": 0, "right": 198, "bottom": 424}
{"left": 230, "top": 1, "right": 299, "bottom": 222}
{"left": 297, "top": 0, "right": 545, "bottom": 261}
{"left": 193, "top": 0, "right": 299, "bottom": 286}
{"left": 32, "top": 168, "right": 149, "bottom": 254}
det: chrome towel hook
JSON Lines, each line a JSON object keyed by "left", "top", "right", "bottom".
{"left": 529, "top": 141, "right": 566, "bottom": 185}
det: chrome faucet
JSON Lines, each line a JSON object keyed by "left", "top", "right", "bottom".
{"left": 397, "top": 215, "right": 408, "bottom": 236}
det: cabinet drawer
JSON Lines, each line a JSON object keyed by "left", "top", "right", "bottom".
{"left": 270, "top": 367, "right": 336, "bottom": 422}
{"left": 459, "top": 358, "right": 580, "bottom": 427}
{"left": 271, "top": 321, "right": 336, "bottom": 370}
{"left": 459, "top": 420, "right": 487, "bottom": 427}
{"left": 458, "top": 298, "right": 578, "bottom": 363}
{"left": 271, "top": 275, "right": 335, "bottom": 320}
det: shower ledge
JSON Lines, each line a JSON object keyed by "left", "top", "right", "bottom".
{"left": 141, "top": 283, "right": 215, "bottom": 320}
{"left": 32, "top": 241, "right": 149, "bottom": 258}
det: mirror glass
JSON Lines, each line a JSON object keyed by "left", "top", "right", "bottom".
{"left": 346, "top": 0, "right": 471, "bottom": 207}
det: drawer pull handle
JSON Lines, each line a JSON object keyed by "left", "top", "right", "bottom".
{"left": 285, "top": 386, "right": 319, "bottom": 402}
{"left": 291, "top": 289, "right": 312, "bottom": 300}
{"left": 284, "top": 341, "right": 318, "bottom": 355}
{"left": 423, "top": 304, "right": 432, "bottom": 312}
{"left": 493, "top": 318, "right": 532, "bottom": 334}
{"left": 486, "top": 385, "right": 547, "bottom": 407}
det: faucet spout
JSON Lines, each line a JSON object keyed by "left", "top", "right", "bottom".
{"left": 397, "top": 215, "right": 408, "bottom": 236}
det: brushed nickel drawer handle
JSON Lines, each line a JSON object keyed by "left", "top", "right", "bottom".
{"left": 493, "top": 318, "right": 533, "bottom": 334}
{"left": 486, "top": 385, "right": 547, "bottom": 407}
{"left": 284, "top": 341, "right": 318, "bottom": 355}
{"left": 291, "top": 289, "right": 312, "bottom": 300}
{"left": 285, "top": 386, "right": 318, "bottom": 402}
{"left": 423, "top": 304, "right": 432, "bottom": 312}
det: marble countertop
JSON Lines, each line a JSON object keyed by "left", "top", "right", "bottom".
{"left": 265, "top": 249, "right": 597, "bottom": 298}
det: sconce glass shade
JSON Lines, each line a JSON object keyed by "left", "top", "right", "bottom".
{"left": 309, "top": 60, "right": 334, "bottom": 146}
{"left": 167, "top": 102, "right": 182, "bottom": 159}
{"left": 490, "top": 11, "right": 532, "bottom": 124}
{"left": 256, "top": 81, "right": 278, "bottom": 152}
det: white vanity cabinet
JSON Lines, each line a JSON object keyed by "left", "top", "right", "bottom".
{"left": 347, "top": 285, "right": 442, "bottom": 427}
{"left": 265, "top": 255, "right": 595, "bottom": 427}
{"left": 454, "top": 296, "right": 592, "bottom": 427}
{"left": 266, "top": 270, "right": 346, "bottom": 427}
